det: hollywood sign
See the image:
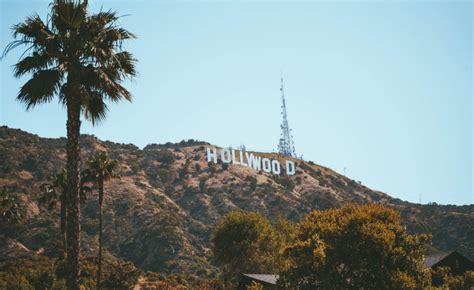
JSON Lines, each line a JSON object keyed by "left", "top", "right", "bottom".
{"left": 207, "top": 147, "right": 296, "bottom": 176}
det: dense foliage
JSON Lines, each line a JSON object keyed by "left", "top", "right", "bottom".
{"left": 278, "top": 203, "right": 430, "bottom": 289}
{"left": 213, "top": 205, "right": 473, "bottom": 289}
{"left": 0, "top": 255, "right": 142, "bottom": 289}
{"left": 430, "top": 267, "right": 474, "bottom": 289}
{"left": 212, "top": 211, "right": 288, "bottom": 288}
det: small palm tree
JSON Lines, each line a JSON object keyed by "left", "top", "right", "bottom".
{"left": 0, "top": 187, "right": 22, "bottom": 224}
{"left": 40, "top": 169, "right": 68, "bottom": 255}
{"left": 83, "top": 152, "right": 119, "bottom": 290}
{"left": 40, "top": 169, "right": 91, "bottom": 257}
{"left": 3, "top": 1, "right": 136, "bottom": 288}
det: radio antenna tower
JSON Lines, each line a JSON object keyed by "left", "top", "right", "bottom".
{"left": 277, "top": 73, "right": 296, "bottom": 157}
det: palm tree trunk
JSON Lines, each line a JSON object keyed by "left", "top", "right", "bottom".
{"left": 60, "top": 199, "right": 67, "bottom": 258}
{"left": 97, "top": 177, "right": 104, "bottom": 290}
{"left": 66, "top": 92, "right": 82, "bottom": 290}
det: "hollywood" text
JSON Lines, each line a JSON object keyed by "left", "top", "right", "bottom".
{"left": 206, "top": 147, "right": 296, "bottom": 176}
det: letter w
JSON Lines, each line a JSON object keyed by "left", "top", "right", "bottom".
{"left": 246, "top": 153, "right": 261, "bottom": 171}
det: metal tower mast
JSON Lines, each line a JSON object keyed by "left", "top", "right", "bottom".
{"left": 277, "top": 74, "right": 296, "bottom": 157}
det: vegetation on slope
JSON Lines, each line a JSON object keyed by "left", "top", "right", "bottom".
{"left": 0, "top": 126, "right": 473, "bottom": 288}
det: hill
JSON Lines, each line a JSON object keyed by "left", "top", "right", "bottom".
{"left": 0, "top": 126, "right": 472, "bottom": 278}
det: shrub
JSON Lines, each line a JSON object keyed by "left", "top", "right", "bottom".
{"left": 194, "top": 163, "right": 201, "bottom": 172}
{"left": 245, "top": 176, "right": 257, "bottom": 192}
{"left": 275, "top": 176, "right": 295, "bottom": 191}
{"left": 102, "top": 261, "right": 141, "bottom": 289}
{"left": 208, "top": 162, "right": 217, "bottom": 175}
{"left": 154, "top": 150, "right": 175, "bottom": 165}
{"left": 247, "top": 281, "right": 263, "bottom": 290}
{"left": 179, "top": 161, "right": 189, "bottom": 179}
{"left": 199, "top": 178, "right": 207, "bottom": 192}
{"left": 157, "top": 168, "right": 174, "bottom": 184}
{"left": 20, "top": 155, "right": 37, "bottom": 171}
{"left": 222, "top": 163, "right": 229, "bottom": 171}
{"left": 0, "top": 256, "right": 56, "bottom": 289}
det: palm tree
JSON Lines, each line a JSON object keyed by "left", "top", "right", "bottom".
{"left": 83, "top": 152, "right": 119, "bottom": 290}
{"left": 40, "top": 169, "right": 90, "bottom": 257}
{"left": 0, "top": 188, "right": 23, "bottom": 239}
{"left": 40, "top": 169, "right": 68, "bottom": 255}
{"left": 0, "top": 187, "right": 22, "bottom": 224}
{"left": 3, "top": 1, "right": 136, "bottom": 288}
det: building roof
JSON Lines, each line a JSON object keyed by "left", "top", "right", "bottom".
{"left": 424, "top": 251, "right": 451, "bottom": 267}
{"left": 424, "top": 249, "right": 474, "bottom": 270}
{"left": 242, "top": 274, "right": 279, "bottom": 285}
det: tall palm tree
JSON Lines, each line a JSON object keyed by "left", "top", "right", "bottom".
{"left": 83, "top": 152, "right": 119, "bottom": 290}
{"left": 3, "top": 1, "right": 136, "bottom": 288}
{"left": 40, "top": 169, "right": 90, "bottom": 257}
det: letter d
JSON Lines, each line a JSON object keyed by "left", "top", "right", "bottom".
{"left": 286, "top": 160, "right": 296, "bottom": 175}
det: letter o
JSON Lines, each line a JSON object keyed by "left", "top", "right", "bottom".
{"left": 262, "top": 158, "right": 271, "bottom": 173}
{"left": 221, "top": 149, "right": 231, "bottom": 163}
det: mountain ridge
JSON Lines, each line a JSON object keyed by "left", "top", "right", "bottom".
{"left": 0, "top": 125, "right": 472, "bottom": 278}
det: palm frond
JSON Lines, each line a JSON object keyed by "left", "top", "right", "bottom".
{"left": 12, "top": 15, "right": 54, "bottom": 46}
{"left": 14, "top": 51, "right": 55, "bottom": 77}
{"left": 90, "top": 10, "right": 119, "bottom": 27}
{"left": 79, "top": 184, "right": 91, "bottom": 204}
{"left": 51, "top": 0, "right": 88, "bottom": 31}
{"left": 110, "top": 51, "right": 137, "bottom": 77}
{"left": 17, "top": 69, "right": 62, "bottom": 110}
{"left": 85, "top": 152, "right": 120, "bottom": 183}
{"left": 102, "top": 27, "right": 136, "bottom": 44}
{"left": 1, "top": 40, "right": 30, "bottom": 60}
{"left": 80, "top": 65, "right": 132, "bottom": 103}
{"left": 82, "top": 90, "right": 108, "bottom": 125}
{"left": 52, "top": 168, "right": 68, "bottom": 189}
{"left": 2, "top": 15, "right": 54, "bottom": 60}
{"left": 39, "top": 183, "right": 59, "bottom": 210}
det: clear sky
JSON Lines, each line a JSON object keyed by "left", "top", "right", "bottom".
{"left": 1, "top": 0, "right": 472, "bottom": 205}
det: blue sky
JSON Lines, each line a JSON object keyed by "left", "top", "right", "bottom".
{"left": 1, "top": 0, "right": 472, "bottom": 205}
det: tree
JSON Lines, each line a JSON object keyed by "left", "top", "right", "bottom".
{"left": 39, "top": 169, "right": 90, "bottom": 256}
{"left": 430, "top": 267, "right": 474, "bottom": 289}
{"left": 0, "top": 187, "right": 22, "bottom": 225}
{"left": 272, "top": 215, "right": 296, "bottom": 272}
{"left": 101, "top": 262, "right": 141, "bottom": 290}
{"left": 278, "top": 203, "right": 430, "bottom": 289}
{"left": 83, "top": 152, "right": 119, "bottom": 290}
{"left": 3, "top": 1, "right": 137, "bottom": 288}
{"left": 212, "top": 211, "right": 280, "bottom": 288}
{"left": 462, "top": 271, "right": 474, "bottom": 289}
{"left": 40, "top": 169, "right": 68, "bottom": 255}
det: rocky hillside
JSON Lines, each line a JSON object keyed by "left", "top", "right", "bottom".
{"left": 0, "top": 126, "right": 472, "bottom": 278}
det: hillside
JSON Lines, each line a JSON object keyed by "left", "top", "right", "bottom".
{"left": 0, "top": 126, "right": 472, "bottom": 278}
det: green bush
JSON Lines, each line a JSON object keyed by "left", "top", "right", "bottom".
{"left": 199, "top": 178, "right": 207, "bottom": 192}
{"left": 157, "top": 168, "right": 174, "bottom": 184}
{"left": 0, "top": 256, "right": 57, "bottom": 289}
{"left": 102, "top": 262, "right": 141, "bottom": 289}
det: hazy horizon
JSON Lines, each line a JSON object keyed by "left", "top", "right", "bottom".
{"left": 1, "top": 0, "right": 472, "bottom": 205}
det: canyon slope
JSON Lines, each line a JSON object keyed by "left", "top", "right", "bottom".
{"left": 0, "top": 126, "right": 472, "bottom": 278}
